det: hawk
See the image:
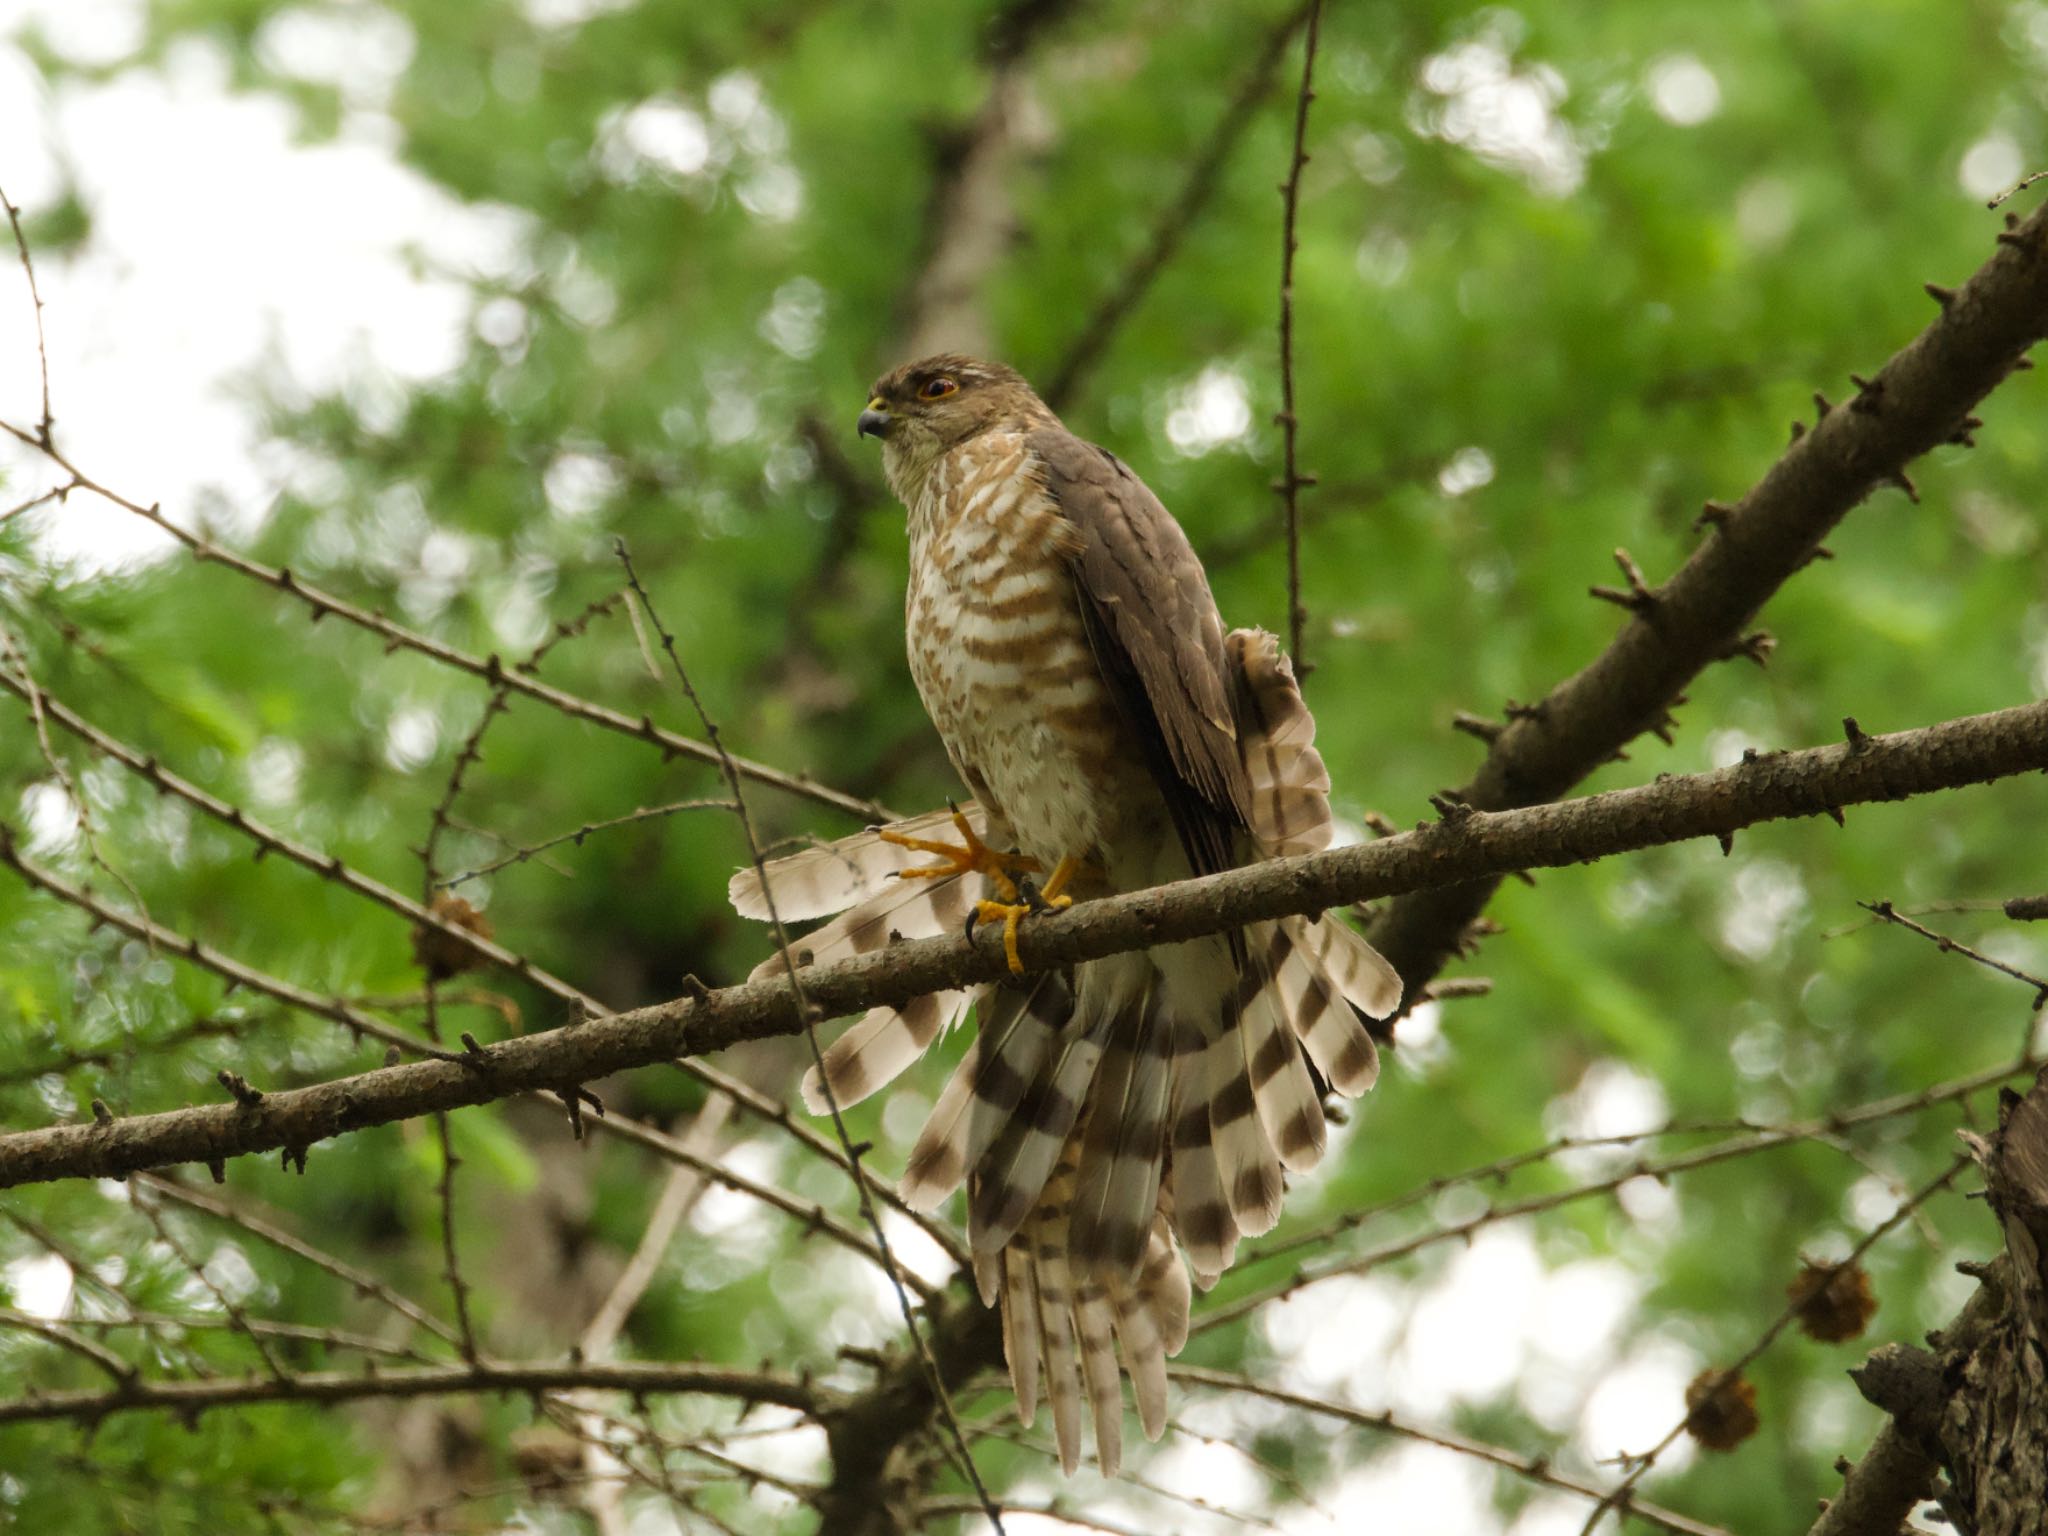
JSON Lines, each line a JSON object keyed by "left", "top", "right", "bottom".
{"left": 731, "top": 354, "right": 1401, "bottom": 1473}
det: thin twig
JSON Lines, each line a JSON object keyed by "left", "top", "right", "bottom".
{"left": 0, "top": 427, "right": 888, "bottom": 825}
{"left": 1575, "top": 1153, "right": 1971, "bottom": 1533}
{"left": 0, "top": 1357, "right": 828, "bottom": 1428}
{"left": 1041, "top": 0, "right": 1320, "bottom": 409}
{"left": 1, "top": 184, "right": 53, "bottom": 443}
{"left": 0, "top": 665, "right": 956, "bottom": 1238}
{"left": 0, "top": 829, "right": 456, "bottom": 1061}
{"left": 130, "top": 1186, "right": 290, "bottom": 1382}
{"left": 431, "top": 1113, "right": 477, "bottom": 1361}
{"left": 612, "top": 538, "right": 1004, "bottom": 1531}
{"left": 0, "top": 627, "right": 152, "bottom": 923}
{"left": 1860, "top": 898, "right": 2048, "bottom": 1005}
{"left": 1274, "top": 0, "right": 1322, "bottom": 679}
{"left": 1198, "top": 1056, "right": 2032, "bottom": 1336}
{"left": 437, "top": 797, "right": 738, "bottom": 892}
{"left": 1175, "top": 1367, "right": 1735, "bottom": 1536}
{"left": 0, "top": 1309, "right": 136, "bottom": 1386}
{"left": 138, "top": 1173, "right": 463, "bottom": 1348}
{"left": 574, "top": 1096, "right": 733, "bottom": 1536}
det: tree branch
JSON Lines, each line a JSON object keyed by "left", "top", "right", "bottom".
{"left": 1172, "top": 1367, "right": 1735, "bottom": 1536}
{"left": 1274, "top": 0, "right": 1322, "bottom": 679}
{"left": 1041, "top": 0, "right": 1318, "bottom": 410}
{"left": 0, "top": 431, "right": 888, "bottom": 826}
{"left": 1366, "top": 197, "right": 2048, "bottom": 1003}
{"left": 3, "top": 697, "right": 2043, "bottom": 1188}
{"left": 0, "top": 1358, "right": 829, "bottom": 1429}
{"left": 816, "top": 1294, "right": 1006, "bottom": 1536}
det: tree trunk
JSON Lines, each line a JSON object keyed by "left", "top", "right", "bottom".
{"left": 1818, "top": 1068, "right": 2048, "bottom": 1535}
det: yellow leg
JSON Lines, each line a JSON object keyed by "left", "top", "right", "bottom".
{"left": 879, "top": 808, "right": 1039, "bottom": 903}
{"left": 973, "top": 854, "right": 1082, "bottom": 975}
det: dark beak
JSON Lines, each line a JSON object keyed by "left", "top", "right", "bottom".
{"left": 856, "top": 404, "right": 892, "bottom": 440}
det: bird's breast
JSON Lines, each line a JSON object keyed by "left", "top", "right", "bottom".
{"left": 904, "top": 438, "right": 1136, "bottom": 863}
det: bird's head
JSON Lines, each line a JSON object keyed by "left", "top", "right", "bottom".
{"left": 856, "top": 354, "right": 1050, "bottom": 500}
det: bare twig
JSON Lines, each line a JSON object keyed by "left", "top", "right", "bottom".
{"left": 0, "top": 663, "right": 955, "bottom": 1240}
{"left": 1041, "top": 0, "right": 1319, "bottom": 409}
{"left": 1576, "top": 1154, "right": 1971, "bottom": 1533}
{"left": 138, "top": 1173, "right": 462, "bottom": 1348}
{"left": 437, "top": 797, "right": 737, "bottom": 892}
{"left": 1275, "top": 0, "right": 1322, "bottom": 679}
{"left": 131, "top": 1186, "right": 290, "bottom": 1382}
{"left": 573, "top": 1096, "right": 732, "bottom": 1536}
{"left": 1199, "top": 1062, "right": 2031, "bottom": 1337}
{"left": 0, "top": 830, "right": 455, "bottom": 1061}
{"left": 1175, "top": 1367, "right": 1735, "bottom": 1536}
{"left": 613, "top": 538, "right": 1001, "bottom": 1531}
{"left": 0, "top": 429, "right": 889, "bottom": 825}
{"left": 1, "top": 184, "right": 53, "bottom": 443}
{"left": 0, "top": 667, "right": 592, "bottom": 1016}
{"left": 0, "top": 627, "right": 152, "bottom": 922}
{"left": 0, "top": 1358, "right": 828, "bottom": 1429}
{"left": 1860, "top": 899, "right": 2048, "bottom": 1005}
{"left": 0, "top": 1309, "right": 136, "bottom": 1386}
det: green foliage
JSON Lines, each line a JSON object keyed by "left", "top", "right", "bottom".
{"left": 2, "top": 0, "right": 2044, "bottom": 1530}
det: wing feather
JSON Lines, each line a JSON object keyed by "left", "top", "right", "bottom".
{"left": 1029, "top": 428, "right": 1249, "bottom": 875}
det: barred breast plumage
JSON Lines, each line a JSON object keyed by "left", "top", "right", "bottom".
{"left": 903, "top": 430, "right": 1155, "bottom": 874}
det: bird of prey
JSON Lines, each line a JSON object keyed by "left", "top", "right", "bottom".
{"left": 730, "top": 354, "right": 1401, "bottom": 1474}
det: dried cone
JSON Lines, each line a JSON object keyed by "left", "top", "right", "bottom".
{"left": 1787, "top": 1258, "right": 1878, "bottom": 1343}
{"left": 1684, "top": 1368, "right": 1759, "bottom": 1452}
{"left": 413, "top": 893, "right": 494, "bottom": 980}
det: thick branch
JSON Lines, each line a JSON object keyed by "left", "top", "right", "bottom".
{"left": 1368, "top": 198, "right": 2048, "bottom": 1000}
{"left": 0, "top": 1358, "right": 828, "bottom": 1429}
{"left": 2, "top": 699, "right": 2043, "bottom": 1188}
{"left": 817, "top": 1294, "right": 1005, "bottom": 1536}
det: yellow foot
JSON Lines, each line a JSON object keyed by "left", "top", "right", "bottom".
{"left": 971, "top": 855, "right": 1080, "bottom": 974}
{"left": 879, "top": 807, "right": 1039, "bottom": 902}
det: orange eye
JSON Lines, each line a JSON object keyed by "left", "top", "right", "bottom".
{"left": 921, "top": 377, "right": 958, "bottom": 399}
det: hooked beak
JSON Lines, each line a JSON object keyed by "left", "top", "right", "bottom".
{"left": 856, "top": 398, "right": 892, "bottom": 440}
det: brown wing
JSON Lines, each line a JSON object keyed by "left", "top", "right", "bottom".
{"left": 1028, "top": 427, "right": 1250, "bottom": 876}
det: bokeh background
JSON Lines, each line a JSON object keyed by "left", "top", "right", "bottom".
{"left": 3, "top": 1, "right": 2047, "bottom": 1531}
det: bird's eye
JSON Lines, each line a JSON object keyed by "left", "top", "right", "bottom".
{"left": 921, "top": 377, "right": 958, "bottom": 400}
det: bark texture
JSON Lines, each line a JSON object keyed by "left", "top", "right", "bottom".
{"left": 1824, "top": 1069, "right": 2048, "bottom": 1536}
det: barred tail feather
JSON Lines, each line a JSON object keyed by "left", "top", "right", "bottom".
{"left": 800, "top": 988, "right": 970, "bottom": 1113}
{"left": 1025, "top": 1173, "right": 1086, "bottom": 1476}
{"left": 969, "top": 1031, "right": 1104, "bottom": 1252}
{"left": 747, "top": 868, "right": 978, "bottom": 985}
{"left": 1108, "top": 1208, "right": 1189, "bottom": 1441}
{"left": 1228, "top": 628, "right": 1334, "bottom": 857}
{"left": 1076, "top": 1283, "right": 1125, "bottom": 1476}
{"left": 1307, "top": 913, "right": 1404, "bottom": 1022}
{"left": 1203, "top": 1030, "right": 1285, "bottom": 1237}
{"left": 1000, "top": 1244, "right": 1043, "bottom": 1428}
{"left": 1067, "top": 993, "right": 1170, "bottom": 1277}
{"left": 1167, "top": 1021, "right": 1240, "bottom": 1284}
{"left": 727, "top": 804, "right": 987, "bottom": 921}
{"left": 901, "top": 973, "right": 1070, "bottom": 1211}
